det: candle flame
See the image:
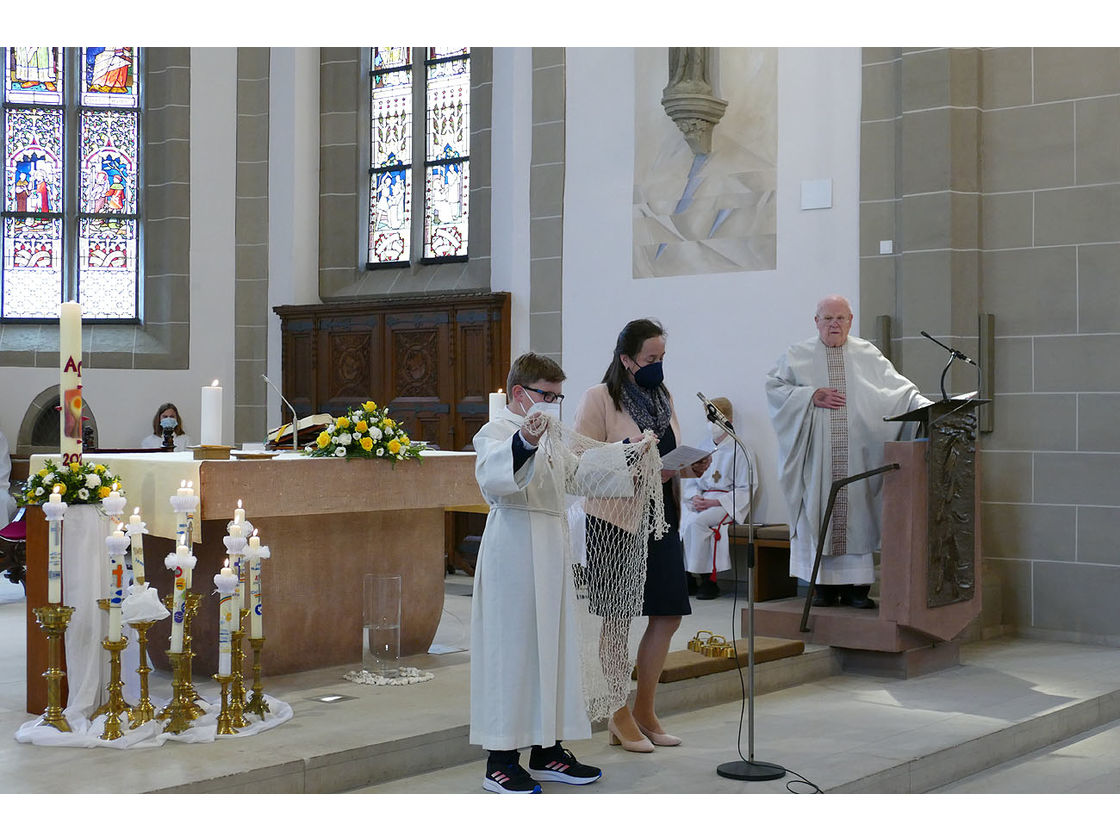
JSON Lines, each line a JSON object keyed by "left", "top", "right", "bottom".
{"left": 224, "top": 558, "right": 230, "bottom": 569}
{"left": 180, "top": 479, "right": 186, "bottom": 488}
{"left": 498, "top": 388, "right": 503, "bottom": 394}
{"left": 187, "top": 480, "right": 193, "bottom": 488}
{"left": 112, "top": 482, "right": 119, "bottom": 491}
{"left": 53, "top": 484, "right": 63, "bottom": 495}
{"left": 133, "top": 506, "right": 140, "bottom": 515}
{"left": 253, "top": 528, "right": 259, "bottom": 537}
{"left": 212, "top": 379, "right": 220, "bottom": 387}
{"left": 237, "top": 499, "right": 243, "bottom": 508}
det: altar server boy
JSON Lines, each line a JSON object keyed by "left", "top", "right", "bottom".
{"left": 680, "top": 397, "right": 758, "bottom": 599}
{"left": 470, "top": 352, "right": 628, "bottom": 794}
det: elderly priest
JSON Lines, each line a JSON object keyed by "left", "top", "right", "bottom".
{"left": 765, "top": 295, "right": 930, "bottom": 609}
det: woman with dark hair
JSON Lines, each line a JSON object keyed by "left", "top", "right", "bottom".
{"left": 140, "top": 402, "right": 193, "bottom": 451}
{"left": 574, "top": 318, "right": 710, "bottom": 752}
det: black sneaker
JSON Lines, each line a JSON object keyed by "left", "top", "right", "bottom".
{"left": 483, "top": 760, "right": 542, "bottom": 794}
{"left": 528, "top": 745, "right": 602, "bottom": 785}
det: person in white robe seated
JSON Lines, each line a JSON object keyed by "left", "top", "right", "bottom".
{"left": 471, "top": 352, "right": 617, "bottom": 794}
{"left": 680, "top": 397, "right": 757, "bottom": 600}
{"left": 139, "top": 402, "right": 193, "bottom": 451}
{"left": 765, "top": 295, "right": 929, "bottom": 609}
{"left": 0, "top": 429, "right": 15, "bottom": 529}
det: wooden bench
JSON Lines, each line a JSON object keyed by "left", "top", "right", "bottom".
{"left": 727, "top": 523, "right": 797, "bottom": 601}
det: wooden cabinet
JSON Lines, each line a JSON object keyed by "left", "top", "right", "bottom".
{"left": 274, "top": 292, "right": 510, "bottom": 453}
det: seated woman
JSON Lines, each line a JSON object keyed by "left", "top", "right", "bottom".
{"left": 140, "top": 403, "right": 193, "bottom": 451}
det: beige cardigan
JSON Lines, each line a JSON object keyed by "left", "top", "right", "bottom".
{"left": 573, "top": 382, "right": 682, "bottom": 532}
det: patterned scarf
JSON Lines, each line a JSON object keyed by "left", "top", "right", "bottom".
{"left": 620, "top": 380, "right": 672, "bottom": 438}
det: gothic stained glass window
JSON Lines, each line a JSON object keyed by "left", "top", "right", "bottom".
{"left": 1, "top": 47, "right": 141, "bottom": 320}
{"left": 366, "top": 46, "right": 470, "bottom": 267}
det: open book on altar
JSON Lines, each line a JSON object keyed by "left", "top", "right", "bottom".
{"left": 267, "top": 413, "right": 333, "bottom": 448}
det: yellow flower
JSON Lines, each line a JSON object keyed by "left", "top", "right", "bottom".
{"left": 387, "top": 439, "right": 401, "bottom": 454}
{"left": 400, "top": 435, "right": 410, "bottom": 446}
{"left": 37, "top": 468, "right": 48, "bottom": 478}
{"left": 69, "top": 462, "right": 81, "bottom": 472}
{"left": 98, "top": 486, "right": 111, "bottom": 499}
{"left": 360, "top": 436, "right": 374, "bottom": 451}
{"left": 316, "top": 431, "right": 331, "bottom": 448}
{"left": 336, "top": 416, "right": 350, "bottom": 430}
{"left": 363, "top": 400, "right": 377, "bottom": 412}
{"left": 384, "top": 418, "right": 395, "bottom": 428}
{"left": 355, "top": 420, "right": 368, "bottom": 433}
{"left": 95, "top": 464, "right": 106, "bottom": 473}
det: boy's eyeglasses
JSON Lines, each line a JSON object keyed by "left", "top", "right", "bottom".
{"left": 525, "top": 387, "right": 564, "bottom": 403}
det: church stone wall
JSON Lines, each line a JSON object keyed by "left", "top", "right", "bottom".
{"left": 860, "top": 47, "right": 1120, "bottom": 644}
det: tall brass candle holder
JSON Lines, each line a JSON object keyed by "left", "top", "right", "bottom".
{"left": 161, "top": 591, "right": 205, "bottom": 721}
{"left": 213, "top": 673, "right": 237, "bottom": 735}
{"left": 32, "top": 603, "right": 76, "bottom": 732}
{"left": 228, "top": 611, "right": 250, "bottom": 728}
{"left": 128, "top": 619, "right": 158, "bottom": 728}
{"left": 97, "top": 636, "right": 130, "bottom": 741}
{"left": 92, "top": 599, "right": 134, "bottom": 725}
{"left": 244, "top": 636, "right": 270, "bottom": 718}
{"left": 158, "top": 651, "right": 195, "bottom": 735}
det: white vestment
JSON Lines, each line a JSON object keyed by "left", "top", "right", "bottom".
{"left": 766, "top": 335, "right": 929, "bottom": 585}
{"left": 679, "top": 434, "right": 757, "bottom": 576}
{"left": 0, "top": 431, "right": 15, "bottom": 528}
{"left": 139, "top": 433, "right": 193, "bottom": 452}
{"left": 469, "top": 407, "right": 627, "bottom": 750}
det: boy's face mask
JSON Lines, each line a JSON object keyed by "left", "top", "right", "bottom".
{"left": 526, "top": 398, "right": 561, "bottom": 422}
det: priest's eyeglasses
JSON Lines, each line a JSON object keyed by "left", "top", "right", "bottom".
{"left": 525, "top": 387, "right": 565, "bottom": 403}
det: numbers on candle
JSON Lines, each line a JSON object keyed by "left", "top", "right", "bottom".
{"left": 62, "top": 451, "right": 83, "bottom": 466}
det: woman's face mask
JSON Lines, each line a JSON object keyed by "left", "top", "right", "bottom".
{"left": 631, "top": 360, "right": 664, "bottom": 389}
{"left": 160, "top": 416, "right": 178, "bottom": 431}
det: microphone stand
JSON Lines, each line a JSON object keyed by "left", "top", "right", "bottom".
{"left": 262, "top": 374, "right": 299, "bottom": 453}
{"left": 699, "top": 399, "right": 785, "bottom": 782}
{"left": 920, "top": 330, "right": 981, "bottom": 402}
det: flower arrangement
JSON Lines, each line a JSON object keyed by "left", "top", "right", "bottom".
{"left": 303, "top": 400, "right": 426, "bottom": 462}
{"left": 20, "top": 458, "right": 125, "bottom": 505}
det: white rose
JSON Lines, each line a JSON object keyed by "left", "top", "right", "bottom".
{"left": 85, "top": 473, "right": 102, "bottom": 488}
{"left": 305, "top": 445, "right": 313, "bottom": 452}
{"left": 78, "top": 488, "right": 90, "bottom": 500}
{"left": 44, "top": 473, "right": 55, "bottom": 484}
{"left": 332, "top": 436, "right": 339, "bottom": 444}
{"left": 327, "top": 424, "right": 336, "bottom": 434}
{"left": 370, "top": 427, "right": 383, "bottom": 441}
{"left": 338, "top": 433, "right": 352, "bottom": 446}
{"left": 334, "top": 447, "right": 347, "bottom": 457}
{"left": 352, "top": 413, "right": 362, "bottom": 423}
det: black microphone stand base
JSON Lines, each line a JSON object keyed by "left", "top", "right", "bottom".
{"left": 717, "top": 759, "right": 786, "bottom": 782}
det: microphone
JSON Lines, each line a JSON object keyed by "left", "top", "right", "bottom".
{"left": 697, "top": 391, "right": 734, "bottom": 432}
{"left": 262, "top": 374, "right": 300, "bottom": 451}
{"left": 920, "top": 331, "right": 976, "bottom": 366}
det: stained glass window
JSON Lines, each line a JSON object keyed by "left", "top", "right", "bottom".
{"left": 367, "top": 46, "right": 470, "bottom": 267}
{"left": 1, "top": 47, "right": 141, "bottom": 320}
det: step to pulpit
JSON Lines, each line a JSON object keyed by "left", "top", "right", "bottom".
{"left": 746, "top": 597, "right": 962, "bottom": 679}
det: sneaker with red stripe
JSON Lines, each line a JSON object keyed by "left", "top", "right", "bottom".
{"left": 483, "top": 760, "right": 542, "bottom": 794}
{"left": 527, "top": 745, "right": 602, "bottom": 785}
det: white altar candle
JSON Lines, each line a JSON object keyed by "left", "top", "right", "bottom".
{"left": 45, "top": 485, "right": 66, "bottom": 604}
{"left": 59, "top": 301, "right": 83, "bottom": 467}
{"left": 128, "top": 508, "right": 146, "bottom": 585}
{"left": 489, "top": 389, "right": 505, "bottom": 421}
{"left": 214, "top": 565, "right": 238, "bottom": 676}
{"left": 201, "top": 379, "right": 222, "bottom": 445}
{"left": 107, "top": 529, "right": 126, "bottom": 641}
{"left": 233, "top": 500, "right": 245, "bottom": 527}
{"left": 248, "top": 532, "right": 264, "bottom": 639}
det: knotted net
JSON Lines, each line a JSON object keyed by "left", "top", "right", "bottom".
{"left": 522, "top": 411, "right": 669, "bottom": 722}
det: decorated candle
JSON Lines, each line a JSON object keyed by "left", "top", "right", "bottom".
{"left": 233, "top": 500, "right": 245, "bottom": 527}
{"left": 44, "top": 485, "right": 67, "bottom": 604}
{"left": 248, "top": 531, "right": 264, "bottom": 639}
{"left": 214, "top": 565, "right": 238, "bottom": 676}
{"left": 489, "top": 389, "right": 505, "bottom": 421}
{"left": 200, "top": 379, "right": 222, "bottom": 445}
{"left": 228, "top": 523, "right": 244, "bottom": 612}
{"left": 177, "top": 543, "right": 194, "bottom": 589}
{"left": 127, "top": 508, "right": 146, "bottom": 585}
{"left": 106, "top": 529, "right": 129, "bottom": 641}
{"left": 165, "top": 544, "right": 196, "bottom": 654}
{"left": 59, "top": 301, "right": 83, "bottom": 467}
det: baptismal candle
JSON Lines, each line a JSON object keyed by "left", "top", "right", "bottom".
{"left": 228, "top": 523, "right": 244, "bottom": 613}
{"left": 176, "top": 543, "right": 193, "bottom": 589}
{"left": 233, "top": 499, "right": 245, "bottom": 526}
{"left": 201, "top": 379, "right": 222, "bottom": 445}
{"left": 214, "top": 565, "right": 238, "bottom": 676}
{"left": 489, "top": 389, "right": 505, "bottom": 421}
{"left": 46, "top": 485, "right": 66, "bottom": 604}
{"left": 59, "top": 301, "right": 83, "bottom": 466}
{"left": 128, "top": 508, "right": 146, "bottom": 584}
{"left": 248, "top": 532, "right": 264, "bottom": 639}
{"left": 108, "top": 530, "right": 126, "bottom": 641}
{"left": 167, "top": 553, "right": 186, "bottom": 654}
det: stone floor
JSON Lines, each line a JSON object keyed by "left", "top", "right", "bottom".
{"left": 3, "top": 571, "right": 1120, "bottom": 818}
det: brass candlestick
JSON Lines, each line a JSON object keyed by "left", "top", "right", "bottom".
{"left": 244, "top": 636, "right": 270, "bottom": 718}
{"left": 228, "top": 610, "right": 250, "bottom": 728}
{"left": 213, "top": 673, "right": 236, "bottom": 735}
{"left": 93, "top": 599, "right": 134, "bottom": 723}
{"left": 128, "top": 619, "right": 158, "bottom": 727}
{"left": 158, "top": 651, "right": 195, "bottom": 735}
{"left": 32, "top": 603, "right": 76, "bottom": 732}
{"left": 162, "top": 591, "right": 205, "bottom": 720}
{"left": 97, "top": 636, "right": 130, "bottom": 741}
